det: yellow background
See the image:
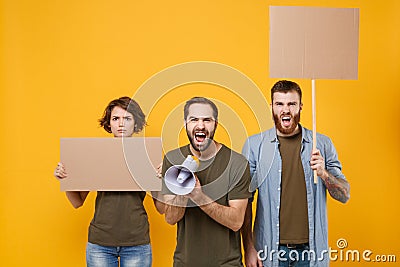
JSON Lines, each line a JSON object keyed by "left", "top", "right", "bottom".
{"left": 1, "top": 0, "right": 399, "bottom": 266}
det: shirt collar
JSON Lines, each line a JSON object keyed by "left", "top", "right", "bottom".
{"left": 268, "top": 124, "right": 311, "bottom": 144}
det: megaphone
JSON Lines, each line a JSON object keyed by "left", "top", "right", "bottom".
{"left": 164, "top": 155, "right": 199, "bottom": 195}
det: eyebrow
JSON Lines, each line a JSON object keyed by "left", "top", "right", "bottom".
{"left": 112, "top": 115, "right": 133, "bottom": 118}
{"left": 274, "top": 101, "right": 298, "bottom": 105}
{"left": 188, "top": 115, "right": 214, "bottom": 119}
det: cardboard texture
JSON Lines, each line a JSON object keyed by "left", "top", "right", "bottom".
{"left": 60, "top": 137, "right": 162, "bottom": 191}
{"left": 269, "top": 6, "right": 359, "bottom": 79}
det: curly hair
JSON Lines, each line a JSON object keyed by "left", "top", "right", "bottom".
{"left": 99, "top": 96, "right": 146, "bottom": 134}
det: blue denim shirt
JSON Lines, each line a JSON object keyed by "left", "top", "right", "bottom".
{"left": 242, "top": 126, "right": 346, "bottom": 267}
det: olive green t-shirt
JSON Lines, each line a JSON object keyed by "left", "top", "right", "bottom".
{"left": 88, "top": 191, "right": 150, "bottom": 246}
{"left": 162, "top": 144, "right": 251, "bottom": 267}
{"left": 278, "top": 131, "right": 309, "bottom": 244}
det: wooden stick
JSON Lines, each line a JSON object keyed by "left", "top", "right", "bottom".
{"left": 312, "top": 79, "right": 318, "bottom": 184}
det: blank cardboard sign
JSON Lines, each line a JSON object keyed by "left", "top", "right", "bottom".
{"left": 269, "top": 6, "right": 359, "bottom": 79}
{"left": 60, "top": 137, "right": 162, "bottom": 191}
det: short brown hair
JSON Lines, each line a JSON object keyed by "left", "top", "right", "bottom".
{"left": 183, "top": 97, "right": 218, "bottom": 121}
{"left": 99, "top": 96, "right": 146, "bottom": 133}
{"left": 271, "top": 80, "right": 302, "bottom": 103}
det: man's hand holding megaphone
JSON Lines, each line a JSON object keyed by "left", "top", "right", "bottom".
{"left": 186, "top": 175, "right": 213, "bottom": 207}
{"left": 164, "top": 155, "right": 199, "bottom": 195}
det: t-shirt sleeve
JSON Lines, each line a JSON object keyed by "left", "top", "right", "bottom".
{"left": 227, "top": 157, "right": 252, "bottom": 201}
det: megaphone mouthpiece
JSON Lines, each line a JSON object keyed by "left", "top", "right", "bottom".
{"left": 176, "top": 169, "right": 191, "bottom": 184}
{"left": 164, "top": 155, "right": 200, "bottom": 195}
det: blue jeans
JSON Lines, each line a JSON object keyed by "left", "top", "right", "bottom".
{"left": 278, "top": 245, "right": 310, "bottom": 267}
{"left": 86, "top": 242, "right": 152, "bottom": 267}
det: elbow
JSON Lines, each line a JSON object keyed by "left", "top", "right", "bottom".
{"left": 165, "top": 210, "right": 182, "bottom": 225}
{"left": 157, "top": 207, "right": 165, "bottom": 215}
{"left": 341, "top": 192, "right": 350, "bottom": 204}
{"left": 332, "top": 193, "right": 350, "bottom": 204}
{"left": 65, "top": 191, "right": 87, "bottom": 209}
{"left": 69, "top": 198, "right": 85, "bottom": 209}
{"left": 164, "top": 209, "right": 177, "bottom": 225}
{"left": 164, "top": 204, "right": 184, "bottom": 225}
{"left": 165, "top": 215, "right": 178, "bottom": 225}
{"left": 229, "top": 202, "right": 249, "bottom": 232}
{"left": 231, "top": 225, "right": 242, "bottom": 232}
{"left": 71, "top": 202, "right": 84, "bottom": 209}
{"left": 154, "top": 200, "right": 165, "bottom": 215}
{"left": 336, "top": 190, "right": 350, "bottom": 204}
{"left": 71, "top": 201, "right": 83, "bottom": 209}
{"left": 341, "top": 184, "right": 351, "bottom": 204}
{"left": 230, "top": 220, "right": 244, "bottom": 232}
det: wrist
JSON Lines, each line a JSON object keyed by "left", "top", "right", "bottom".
{"left": 320, "top": 170, "right": 330, "bottom": 181}
{"left": 192, "top": 192, "right": 210, "bottom": 207}
{"left": 243, "top": 240, "right": 255, "bottom": 251}
{"left": 176, "top": 195, "right": 188, "bottom": 207}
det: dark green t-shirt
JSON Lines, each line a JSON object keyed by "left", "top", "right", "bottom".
{"left": 88, "top": 191, "right": 150, "bottom": 246}
{"left": 162, "top": 144, "right": 251, "bottom": 267}
{"left": 278, "top": 131, "right": 309, "bottom": 244}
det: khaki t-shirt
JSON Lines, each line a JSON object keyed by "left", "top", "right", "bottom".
{"left": 88, "top": 191, "right": 150, "bottom": 246}
{"left": 278, "top": 131, "right": 309, "bottom": 244}
{"left": 162, "top": 144, "right": 251, "bottom": 267}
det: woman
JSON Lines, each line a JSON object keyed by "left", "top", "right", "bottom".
{"left": 54, "top": 96, "right": 164, "bottom": 267}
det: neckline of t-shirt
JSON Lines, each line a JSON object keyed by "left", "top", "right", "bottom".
{"left": 186, "top": 143, "right": 227, "bottom": 163}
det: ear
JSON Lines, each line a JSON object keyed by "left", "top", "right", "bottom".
{"left": 300, "top": 102, "right": 303, "bottom": 111}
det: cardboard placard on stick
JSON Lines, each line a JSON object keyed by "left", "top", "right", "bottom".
{"left": 60, "top": 137, "right": 162, "bottom": 191}
{"left": 269, "top": 6, "right": 359, "bottom": 183}
{"left": 269, "top": 6, "right": 359, "bottom": 80}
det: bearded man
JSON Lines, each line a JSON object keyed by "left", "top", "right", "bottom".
{"left": 161, "top": 97, "right": 251, "bottom": 267}
{"left": 241, "top": 80, "right": 350, "bottom": 267}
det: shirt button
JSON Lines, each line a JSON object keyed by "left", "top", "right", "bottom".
{"left": 279, "top": 169, "right": 282, "bottom": 173}
{"left": 277, "top": 187, "right": 280, "bottom": 191}
{"left": 277, "top": 224, "right": 279, "bottom": 227}
{"left": 277, "top": 206, "right": 279, "bottom": 209}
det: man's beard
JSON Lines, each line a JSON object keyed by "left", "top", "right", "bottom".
{"left": 273, "top": 111, "right": 301, "bottom": 135}
{"left": 186, "top": 126, "right": 216, "bottom": 152}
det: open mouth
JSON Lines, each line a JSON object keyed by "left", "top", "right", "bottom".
{"left": 194, "top": 132, "right": 207, "bottom": 143}
{"left": 281, "top": 116, "right": 291, "bottom": 127}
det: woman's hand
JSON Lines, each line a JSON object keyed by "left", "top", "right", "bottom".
{"left": 54, "top": 162, "right": 67, "bottom": 179}
{"left": 156, "top": 163, "right": 162, "bottom": 179}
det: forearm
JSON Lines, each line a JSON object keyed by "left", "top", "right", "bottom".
{"left": 241, "top": 201, "right": 263, "bottom": 267}
{"left": 164, "top": 195, "right": 188, "bottom": 225}
{"left": 321, "top": 170, "right": 350, "bottom": 203}
{"left": 65, "top": 191, "right": 89, "bottom": 209}
{"left": 193, "top": 194, "right": 247, "bottom": 232}
{"left": 241, "top": 202, "right": 255, "bottom": 250}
